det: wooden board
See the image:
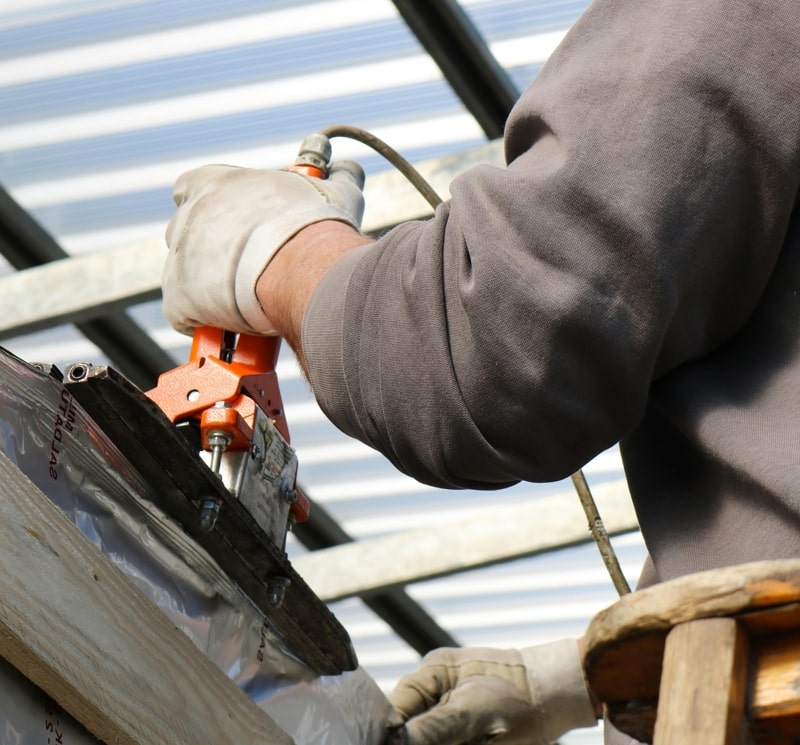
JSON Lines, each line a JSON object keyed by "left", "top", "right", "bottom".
{"left": 0, "top": 448, "right": 292, "bottom": 745}
{"left": 653, "top": 618, "right": 750, "bottom": 745}
{"left": 583, "top": 560, "right": 800, "bottom": 744}
{"left": 749, "top": 632, "right": 800, "bottom": 744}
{"left": 585, "top": 559, "right": 800, "bottom": 701}
{"left": 63, "top": 361, "right": 357, "bottom": 675}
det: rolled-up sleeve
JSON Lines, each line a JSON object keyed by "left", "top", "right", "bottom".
{"left": 302, "top": 0, "right": 800, "bottom": 489}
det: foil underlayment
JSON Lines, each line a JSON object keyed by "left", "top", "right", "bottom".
{"left": 0, "top": 347, "right": 390, "bottom": 745}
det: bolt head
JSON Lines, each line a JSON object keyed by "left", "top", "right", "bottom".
{"left": 266, "top": 577, "right": 290, "bottom": 608}
{"left": 198, "top": 498, "right": 221, "bottom": 532}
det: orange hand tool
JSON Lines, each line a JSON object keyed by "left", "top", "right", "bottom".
{"left": 145, "top": 134, "right": 335, "bottom": 537}
{"left": 145, "top": 326, "right": 310, "bottom": 528}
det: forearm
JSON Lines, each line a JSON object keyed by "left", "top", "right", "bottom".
{"left": 256, "top": 220, "right": 372, "bottom": 372}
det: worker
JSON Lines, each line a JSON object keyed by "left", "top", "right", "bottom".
{"left": 161, "top": 0, "right": 800, "bottom": 742}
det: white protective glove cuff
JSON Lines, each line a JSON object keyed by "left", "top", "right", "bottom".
{"left": 520, "top": 639, "right": 598, "bottom": 743}
{"left": 234, "top": 162, "right": 364, "bottom": 332}
{"left": 162, "top": 160, "right": 364, "bottom": 337}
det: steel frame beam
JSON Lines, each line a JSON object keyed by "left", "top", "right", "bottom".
{"left": 294, "top": 496, "right": 459, "bottom": 653}
{"left": 390, "top": 0, "right": 520, "bottom": 139}
{"left": 294, "top": 480, "right": 638, "bottom": 603}
{"left": 0, "top": 187, "right": 175, "bottom": 391}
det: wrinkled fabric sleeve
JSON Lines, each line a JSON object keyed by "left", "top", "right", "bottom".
{"left": 302, "top": 0, "right": 800, "bottom": 489}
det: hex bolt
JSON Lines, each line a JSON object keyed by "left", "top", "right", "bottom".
{"left": 198, "top": 497, "right": 221, "bottom": 532}
{"left": 267, "top": 577, "right": 290, "bottom": 609}
{"left": 207, "top": 429, "right": 232, "bottom": 475}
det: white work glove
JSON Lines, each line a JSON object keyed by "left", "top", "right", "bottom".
{"left": 387, "top": 641, "right": 598, "bottom": 745}
{"left": 162, "top": 161, "right": 365, "bottom": 336}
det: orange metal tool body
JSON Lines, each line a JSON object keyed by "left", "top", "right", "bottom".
{"left": 284, "top": 163, "right": 325, "bottom": 179}
{"left": 145, "top": 326, "right": 310, "bottom": 524}
{"left": 146, "top": 137, "right": 335, "bottom": 530}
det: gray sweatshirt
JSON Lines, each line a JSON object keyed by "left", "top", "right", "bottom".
{"left": 303, "top": 0, "right": 800, "bottom": 586}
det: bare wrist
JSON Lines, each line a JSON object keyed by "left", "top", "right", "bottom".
{"left": 256, "top": 220, "right": 372, "bottom": 369}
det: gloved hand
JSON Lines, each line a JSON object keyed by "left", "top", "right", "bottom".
{"left": 387, "top": 640, "right": 598, "bottom": 745}
{"left": 162, "top": 160, "right": 365, "bottom": 336}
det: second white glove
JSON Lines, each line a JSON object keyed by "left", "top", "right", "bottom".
{"left": 162, "top": 161, "right": 365, "bottom": 336}
{"left": 387, "top": 640, "right": 598, "bottom": 745}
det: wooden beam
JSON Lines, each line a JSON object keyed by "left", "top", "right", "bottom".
{"left": 750, "top": 632, "right": 800, "bottom": 724}
{"left": 653, "top": 618, "right": 751, "bottom": 745}
{"left": 292, "top": 478, "right": 638, "bottom": 602}
{"left": 0, "top": 448, "right": 292, "bottom": 745}
{"left": 0, "top": 141, "right": 504, "bottom": 340}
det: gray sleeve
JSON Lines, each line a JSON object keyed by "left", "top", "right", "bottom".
{"left": 302, "top": 0, "right": 800, "bottom": 489}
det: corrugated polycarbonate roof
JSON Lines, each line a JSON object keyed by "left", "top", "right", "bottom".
{"left": 0, "top": 2, "right": 646, "bottom": 743}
